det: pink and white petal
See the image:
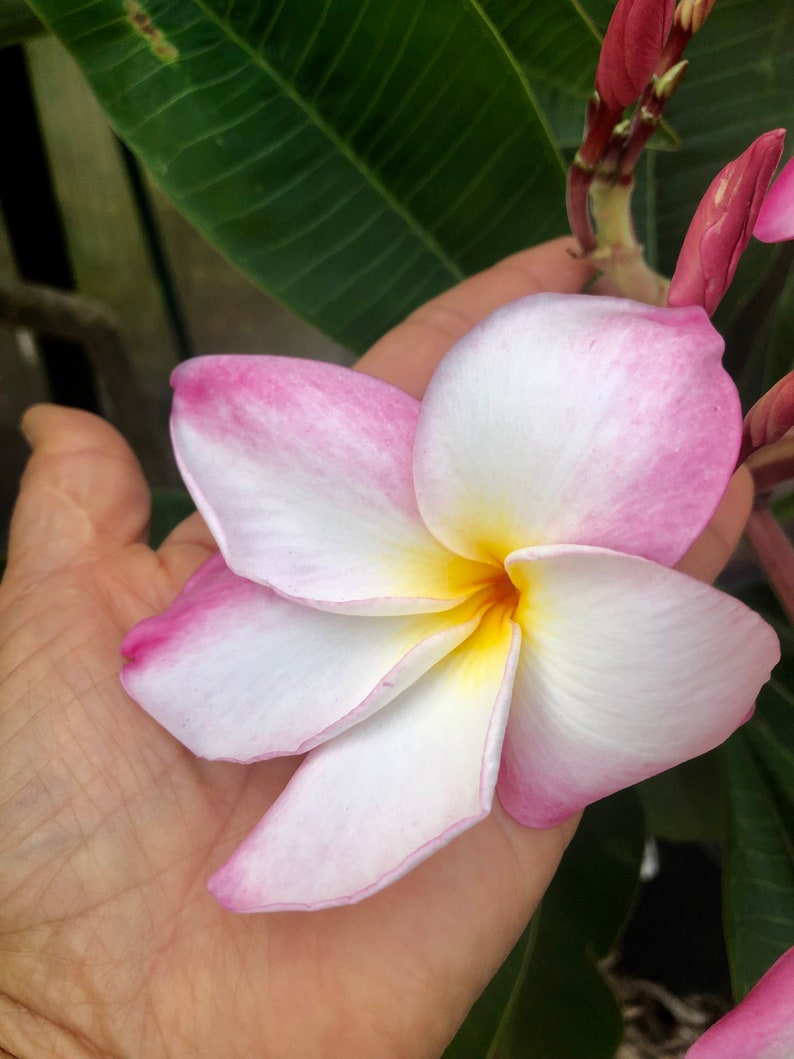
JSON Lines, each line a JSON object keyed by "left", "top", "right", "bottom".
{"left": 755, "top": 157, "right": 794, "bottom": 243}
{"left": 122, "top": 553, "right": 486, "bottom": 762}
{"left": 413, "top": 294, "right": 739, "bottom": 568}
{"left": 207, "top": 607, "right": 520, "bottom": 911}
{"left": 171, "top": 356, "right": 491, "bottom": 615}
{"left": 687, "top": 946, "right": 794, "bottom": 1058}
{"left": 497, "top": 545, "right": 779, "bottom": 828}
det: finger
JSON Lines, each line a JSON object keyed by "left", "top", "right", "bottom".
{"left": 675, "top": 465, "right": 754, "bottom": 583}
{"left": 357, "top": 236, "right": 593, "bottom": 397}
{"left": 6, "top": 404, "right": 150, "bottom": 581}
{"left": 156, "top": 510, "right": 218, "bottom": 593}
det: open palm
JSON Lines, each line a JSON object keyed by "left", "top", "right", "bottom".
{"left": 0, "top": 240, "right": 750, "bottom": 1059}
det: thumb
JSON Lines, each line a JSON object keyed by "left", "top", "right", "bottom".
{"left": 6, "top": 404, "right": 151, "bottom": 582}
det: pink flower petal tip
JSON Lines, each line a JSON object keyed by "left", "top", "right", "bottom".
{"left": 755, "top": 156, "right": 794, "bottom": 243}
{"left": 687, "top": 946, "right": 794, "bottom": 1058}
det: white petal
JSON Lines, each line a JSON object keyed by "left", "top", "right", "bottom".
{"left": 413, "top": 294, "right": 739, "bottom": 567}
{"left": 172, "top": 356, "right": 492, "bottom": 615}
{"left": 123, "top": 554, "right": 486, "bottom": 761}
{"left": 207, "top": 607, "right": 520, "bottom": 911}
{"left": 497, "top": 545, "right": 779, "bottom": 828}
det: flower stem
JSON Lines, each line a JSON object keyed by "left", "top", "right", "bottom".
{"left": 588, "top": 180, "right": 670, "bottom": 304}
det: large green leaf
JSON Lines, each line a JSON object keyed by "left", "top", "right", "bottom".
{"left": 442, "top": 918, "right": 539, "bottom": 1059}
{"left": 639, "top": 750, "right": 727, "bottom": 845}
{"left": 479, "top": 0, "right": 602, "bottom": 148}
{"left": 0, "top": 0, "right": 44, "bottom": 45}
{"left": 444, "top": 789, "right": 644, "bottom": 1058}
{"left": 27, "top": 0, "right": 568, "bottom": 352}
{"left": 723, "top": 630, "right": 794, "bottom": 1001}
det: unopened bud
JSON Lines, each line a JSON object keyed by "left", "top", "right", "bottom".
{"left": 740, "top": 371, "right": 794, "bottom": 463}
{"left": 595, "top": 0, "right": 676, "bottom": 111}
{"left": 668, "top": 129, "right": 785, "bottom": 316}
{"left": 675, "top": 0, "right": 718, "bottom": 35}
{"left": 754, "top": 157, "right": 794, "bottom": 243}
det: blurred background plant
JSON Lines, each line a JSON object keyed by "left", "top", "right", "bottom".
{"left": 0, "top": 0, "right": 791, "bottom": 1054}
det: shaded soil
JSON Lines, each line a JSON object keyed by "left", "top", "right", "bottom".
{"left": 609, "top": 842, "right": 732, "bottom": 1057}
{"left": 608, "top": 966, "right": 730, "bottom": 1058}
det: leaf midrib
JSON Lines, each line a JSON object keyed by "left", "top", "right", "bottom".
{"left": 191, "top": 0, "right": 478, "bottom": 280}
{"left": 465, "top": 0, "right": 567, "bottom": 177}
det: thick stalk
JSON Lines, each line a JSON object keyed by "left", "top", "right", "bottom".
{"left": 588, "top": 181, "right": 670, "bottom": 304}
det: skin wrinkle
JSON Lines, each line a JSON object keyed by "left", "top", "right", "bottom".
{"left": 0, "top": 611, "right": 85, "bottom": 701}
{"left": 6, "top": 898, "right": 157, "bottom": 1052}
{"left": 9, "top": 488, "right": 145, "bottom": 584}
{"left": 0, "top": 991, "right": 111, "bottom": 1059}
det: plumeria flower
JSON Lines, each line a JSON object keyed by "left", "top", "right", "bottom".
{"left": 122, "top": 293, "right": 778, "bottom": 912}
{"left": 686, "top": 946, "right": 794, "bottom": 1058}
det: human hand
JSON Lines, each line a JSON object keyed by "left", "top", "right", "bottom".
{"left": 0, "top": 238, "right": 752, "bottom": 1059}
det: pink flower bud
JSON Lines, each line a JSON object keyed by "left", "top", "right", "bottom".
{"left": 669, "top": 129, "right": 785, "bottom": 316}
{"left": 595, "top": 0, "right": 676, "bottom": 111}
{"left": 675, "top": 0, "right": 718, "bottom": 35}
{"left": 686, "top": 946, "right": 794, "bottom": 1058}
{"left": 754, "top": 156, "right": 794, "bottom": 243}
{"left": 740, "top": 370, "right": 794, "bottom": 463}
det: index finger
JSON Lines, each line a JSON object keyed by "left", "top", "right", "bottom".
{"left": 357, "top": 236, "right": 594, "bottom": 397}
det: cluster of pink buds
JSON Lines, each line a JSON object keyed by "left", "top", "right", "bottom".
{"left": 567, "top": 0, "right": 792, "bottom": 325}
{"left": 568, "top": 0, "right": 718, "bottom": 255}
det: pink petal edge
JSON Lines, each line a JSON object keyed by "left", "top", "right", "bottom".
{"left": 207, "top": 611, "right": 521, "bottom": 912}
{"left": 687, "top": 946, "right": 794, "bottom": 1058}
{"left": 414, "top": 294, "right": 739, "bottom": 569}
{"left": 497, "top": 544, "right": 779, "bottom": 828}
{"left": 755, "top": 156, "right": 794, "bottom": 243}
{"left": 122, "top": 553, "right": 484, "bottom": 763}
{"left": 171, "top": 355, "right": 490, "bottom": 616}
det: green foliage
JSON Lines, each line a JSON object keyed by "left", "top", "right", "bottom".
{"left": 479, "top": 0, "right": 602, "bottom": 148}
{"left": 149, "top": 488, "right": 195, "bottom": 548}
{"left": 26, "top": 0, "right": 571, "bottom": 353}
{"left": 25, "top": 0, "right": 791, "bottom": 370}
{"left": 639, "top": 750, "right": 727, "bottom": 845}
{"left": 0, "top": 0, "right": 43, "bottom": 45}
{"left": 762, "top": 246, "right": 794, "bottom": 392}
{"left": 723, "top": 623, "right": 794, "bottom": 1001}
{"left": 444, "top": 790, "right": 644, "bottom": 1058}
